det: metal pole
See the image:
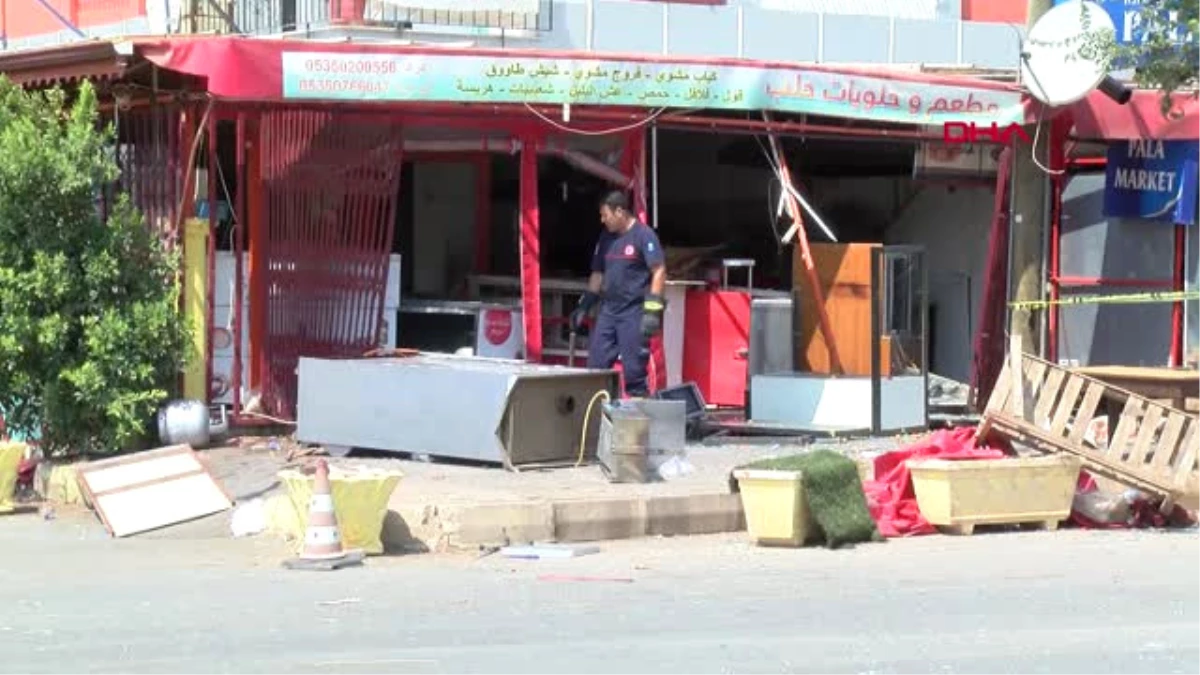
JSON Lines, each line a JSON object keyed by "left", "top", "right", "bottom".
{"left": 584, "top": 0, "right": 593, "bottom": 50}
{"left": 1186, "top": 227, "right": 1196, "bottom": 367}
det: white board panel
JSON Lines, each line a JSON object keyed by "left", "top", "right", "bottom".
{"left": 83, "top": 453, "right": 201, "bottom": 494}
{"left": 94, "top": 473, "right": 233, "bottom": 537}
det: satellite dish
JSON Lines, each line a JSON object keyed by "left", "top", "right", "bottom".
{"left": 1020, "top": 0, "right": 1117, "bottom": 106}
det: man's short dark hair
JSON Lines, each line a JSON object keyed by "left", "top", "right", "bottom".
{"left": 600, "top": 190, "right": 632, "bottom": 213}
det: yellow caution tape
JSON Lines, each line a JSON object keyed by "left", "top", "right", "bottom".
{"left": 1010, "top": 290, "right": 1200, "bottom": 310}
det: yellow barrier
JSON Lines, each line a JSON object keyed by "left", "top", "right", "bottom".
{"left": 1010, "top": 290, "right": 1199, "bottom": 310}
{"left": 182, "top": 218, "right": 210, "bottom": 402}
{"left": 272, "top": 466, "right": 403, "bottom": 555}
{"left": 41, "top": 463, "right": 90, "bottom": 507}
{"left": 0, "top": 442, "right": 27, "bottom": 513}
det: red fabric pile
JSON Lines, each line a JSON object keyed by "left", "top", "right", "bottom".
{"left": 863, "top": 427, "right": 1006, "bottom": 537}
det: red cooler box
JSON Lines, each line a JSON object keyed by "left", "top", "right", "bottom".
{"left": 681, "top": 289, "right": 751, "bottom": 407}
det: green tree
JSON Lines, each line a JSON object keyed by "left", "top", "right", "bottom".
{"left": 1086, "top": 0, "right": 1199, "bottom": 113}
{"left": 0, "top": 79, "right": 189, "bottom": 457}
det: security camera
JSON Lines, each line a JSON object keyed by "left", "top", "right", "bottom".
{"left": 1097, "top": 75, "right": 1133, "bottom": 105}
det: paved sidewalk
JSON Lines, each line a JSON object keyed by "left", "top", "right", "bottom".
{"left": 38, "top": 434, "right": 914, "bottom": 550}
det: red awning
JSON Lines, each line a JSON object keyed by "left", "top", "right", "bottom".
{"left": 130, "top": 36, "right": 1035, "bottom": 126}
{"left": 1068, "top": 89, "right": 1199, "bottom": 141}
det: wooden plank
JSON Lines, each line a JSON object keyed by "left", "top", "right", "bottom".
{"left": 1171, "top": 420, "right": 1199, "bottom": 490}
{"left": 987, "top": 410, "right": 1174, "bottom": 498}
{"left": 1008, "top": 336, "right": 1025, "bottom": 418}
{"left": 1128, "top": 406, "right": 1163, "bottom": 466}
{"left": 1068, "top": 381, "right": 1105, "bottom": 446}
{"left": 1150, "top": 413, "right": 1188, "bottom": 470}
{"left": 1023, "top": 359, "right": 1047, "bottom": 422}
{"left": 1106, "top": 396, "right": 1144, "bottom": 459}
{"left": 1050, "top": 375, "right": 1085, "bottom": 438}
{"left": 1034, "top": 367, "right": 1066, "bottom": 428}
{"left": 986, "top": 359, "right": 1013, "bottom": 414}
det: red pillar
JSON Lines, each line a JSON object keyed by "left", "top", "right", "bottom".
{"left": 620, "top": 129, "right": 664, "bottom": 391}
{"left": 519, "top": 136, "right": 543, "bottom": 363}
{"left": 1046, "top": 114, "right": 1071, "bottom": 364}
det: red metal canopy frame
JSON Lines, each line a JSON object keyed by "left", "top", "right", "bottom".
{"left": 1049, "top": 90, "right": 1198, "bottom": 368}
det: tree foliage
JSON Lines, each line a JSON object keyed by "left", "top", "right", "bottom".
{"left": 1083, "top": 0, "right": 1199, "bottom": 113}
{"left": 0, "top": 79, "right": 189, "bottom": 457}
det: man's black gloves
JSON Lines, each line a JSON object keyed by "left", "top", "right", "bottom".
{"left": 641, "top": 293, "right": 665, "bottom": 339}
{"left": 570, "top": 291, "right": 599, "bottom": 334}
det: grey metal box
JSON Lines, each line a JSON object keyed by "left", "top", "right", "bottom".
{"left": 626, "top": 399, "right": 686, "bottom": 454}
{"left": 295, "top": 355, "right": 617, "bottom": 469}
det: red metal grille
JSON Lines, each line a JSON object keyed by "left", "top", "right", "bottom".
{"left": 111, "top": 103, "right": 183, "bottom": 243}
{"left": 259, "top": 109, "right": 404, "bottom": 418}
{"left": 970, "top": 146, "right": 1012, "bottom": 411}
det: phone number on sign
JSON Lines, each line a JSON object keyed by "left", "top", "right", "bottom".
{"left": 297, "top": 78, "right": 387, "bottom": 94}
{"left": 303, "top": 58, "right": 398, "bottom": 76}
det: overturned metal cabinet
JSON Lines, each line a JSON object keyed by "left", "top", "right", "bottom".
{"left": 295, "top": 355, "right": 618, "bottom": 469}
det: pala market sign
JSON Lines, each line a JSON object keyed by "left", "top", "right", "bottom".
{"left": 1103, "top": 139, "right": 1199, "bottom": 224}
{"left": 280, "top": 52, "right": 1027, "bottom": 126}
{"left": 1051, "top": 0, "right": 1195, "bottom": 45}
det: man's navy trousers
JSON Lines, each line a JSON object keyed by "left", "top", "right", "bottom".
{"left": 587, "top": 305, "right": 649, "bottom": 397}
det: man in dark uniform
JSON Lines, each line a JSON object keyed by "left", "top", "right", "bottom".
{"left": 570, "top": 190, "right": 667, "bottom": 397}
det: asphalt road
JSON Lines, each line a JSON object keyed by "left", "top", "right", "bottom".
{"left": 0, "top": 514, "right": 1196, "bottom": 674}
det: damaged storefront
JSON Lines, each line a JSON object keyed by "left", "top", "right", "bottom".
{"left": 0, "top": 36, "right": 1042, "bottom": 440}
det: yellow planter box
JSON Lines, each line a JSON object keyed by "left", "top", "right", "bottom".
{"left": 908, "top": 455, "right": 1082, "bottom": 535}
{"left": 273, "top": 466, "right": 403, "bottom": 555}
{"left": 37, "top": 462, "right": 90, "bottom": 508}
{"left": 732, "top": 469, "right": 814, "bottom": 547}
{"left": 0, "top": 442, "right": 26, "bottom": 514}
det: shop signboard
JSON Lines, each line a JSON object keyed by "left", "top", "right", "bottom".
{"left": 280, "top": 52, "right": 1027, "bottom": 126}
{"left": 1103, "top": 139, "right": 1199, "bottom": 224}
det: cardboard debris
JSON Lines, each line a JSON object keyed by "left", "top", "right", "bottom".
{"left": 77, "top": 444, "right": 234, "bottom": 537}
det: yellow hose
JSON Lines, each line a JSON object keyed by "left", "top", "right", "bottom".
{"left": 576, "top": 389, "right": 612, "bottom": 468}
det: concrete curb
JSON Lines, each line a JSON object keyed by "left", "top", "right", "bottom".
{"left": 381, "top": 491, "right": 749, "bottom": 552}
{"left": 384, "top": 457, "right": 877, "bottom": 551}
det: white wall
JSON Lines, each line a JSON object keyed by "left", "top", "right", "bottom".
{"left": 412, "top": 162, "right": 478, "bottom": 297}
{"left": 794, "top": 176, "right": 993, "bottom": 382}
{"left": 886, "top": 185, "right": 994, "bottom": 383}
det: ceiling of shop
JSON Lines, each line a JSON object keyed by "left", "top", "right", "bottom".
{"left": 712, "top": 135, "right": 919, "bottom": 177}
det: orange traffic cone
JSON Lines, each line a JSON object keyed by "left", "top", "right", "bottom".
{"left": 283, "top": 459, "right": 364, "bottom": 571}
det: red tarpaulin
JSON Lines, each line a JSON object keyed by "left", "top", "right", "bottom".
{"left": 863, "top": 427, "right": 1007, "bottom": 538}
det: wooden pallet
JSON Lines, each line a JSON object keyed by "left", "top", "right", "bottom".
{"left": 977, "top": 352, "right": 1199, "bottom": 509}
